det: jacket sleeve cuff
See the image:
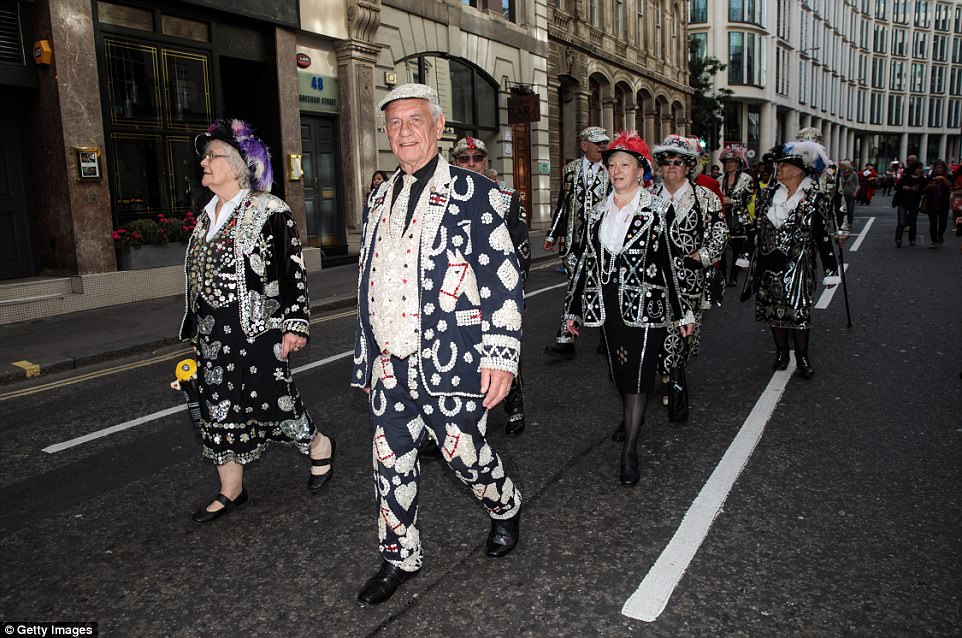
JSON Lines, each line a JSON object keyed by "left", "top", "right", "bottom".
{"left": 283, "top": 318, "right": 310, "bottom": 338}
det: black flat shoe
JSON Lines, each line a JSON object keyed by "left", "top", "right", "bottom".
{"left": 544, "top": 343, "right": 576, "bottom": 360}
{"left": 192, "top": 488, "right": 248, "bottom": 524}
{"left": 308, "top": 438, "right": 336, "bottom": 491}
{"left": 419, "top": 437, "right": 443, "bottom": 459}
{"left": 772, "top": 350, "right": 790, "bottom": 371}
{"left": 506, "top": 418, "right": 525, "bottom": 437}
{"left": 357, "top": 560, "right": 418, "bottom": 606}
{"left": 796, "top": 355, "right": 815, "bottom": 379}
{"left": 620, "top": 453, "right": 640, "bottom": 487}
{"left": 611, "top": 420, "right": 626, "bottom": 442}
{"left": 485, "top": 508, "right": 521, "bottom": 557}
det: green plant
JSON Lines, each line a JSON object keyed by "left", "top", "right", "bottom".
{"left": 113, "top": 212, "right": 196, "bottom": 248}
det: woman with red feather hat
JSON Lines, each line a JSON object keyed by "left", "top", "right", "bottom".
{"left": 563, "top": 131, "right": 694, "bottom": 486}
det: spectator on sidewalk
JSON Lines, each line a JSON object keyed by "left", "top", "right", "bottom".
{"left": 181, "top": 119, "right": 336, "bottom": 525}
{"left": 363, "top": 170, "right": 391, "bottom": 221}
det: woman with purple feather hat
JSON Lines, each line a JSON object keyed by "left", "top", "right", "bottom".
{"left": 179, "top": 119, "right": 335, "bottom": 524}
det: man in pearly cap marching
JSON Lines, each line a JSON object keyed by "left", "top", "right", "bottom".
{"left": 543, "top": 126, "right": 611, "bottom": 359}
{"left": 352, "top": 83, "right": 524, "bottom": 605}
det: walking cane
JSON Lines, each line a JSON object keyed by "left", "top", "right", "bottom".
{"left": 833, "top": 234, "right": 853, "bottom": 328}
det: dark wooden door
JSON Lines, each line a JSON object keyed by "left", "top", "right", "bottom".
{"left": 0, "top": 96, "right": 36, "bottom": 279}
{"left": 512, "top": 122, "right": 532, "bottom": 212}
{"left": 300, "top": 114, "right": 345, "bottom": 254}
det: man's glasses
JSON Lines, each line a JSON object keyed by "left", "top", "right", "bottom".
{"left": 659, "top": 159, "right": 686, "bottom": 167}
{"left": 456, "top": 154, "right": 485, "bottom": 162}
{"left": 202, "top": 152, "right": 230, "bottom": 161}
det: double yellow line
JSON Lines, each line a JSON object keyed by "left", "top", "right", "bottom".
{"left": 0, "top": 308, "right": 359, "bottom": 402}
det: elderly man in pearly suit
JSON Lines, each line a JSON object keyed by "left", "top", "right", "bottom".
{"left": 352, "top": 84, "right": 524, "bottom": 606}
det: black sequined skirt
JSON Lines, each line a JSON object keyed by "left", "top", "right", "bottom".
{"left": 192, "top": 296, "right": 316, "bottom": 465}
{"left": 600, "top": 282, "right": 665, "bottom": 395}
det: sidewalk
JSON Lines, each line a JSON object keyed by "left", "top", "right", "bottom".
{"left": 0, "top": 231, "right": 556, "bottom": 385}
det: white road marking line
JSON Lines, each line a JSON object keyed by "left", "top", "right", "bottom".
{"left": 42, "top": 281, "right": 568, "bottom": 454}
{"left": 814, "top": 263, "right": 849, "bottom": 309}
{"left": 524, "top": 281, "right": 567, "bottom": 299}
{"left": 622, "top": 360, "right": 796, "bottom": 622}
{"left": 849, "top": 216, "right": 874, "bottom": 252}
{"left": 42, "top": 406, "right": 187, "bottom": 454}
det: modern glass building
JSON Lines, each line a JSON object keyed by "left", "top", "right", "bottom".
{"left": 689, "top": 0, "right": 962, "bottom": 167}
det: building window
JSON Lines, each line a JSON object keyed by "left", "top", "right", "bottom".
{"left": 890, "top": 60, "right": 905, "bottom": 90}
{"left": 691, "top": 33, "right": 708, "bottom": 60}
{"left": 930, "top": 65, "right": 945, "bottom": 92}
{"left": 690, "top": 0, "right": 707, "bottom": 23}
{"left": 893, "top": 0, "right": 908, "bottom": 23}
{"left": 915, "top": 0, "right": 931, "bottom": 28}
{"left": 615, "top": 0, "right": 624, "bottom": 38}
{"left": 913, "top": 31, "right": 928, "bottom": 58}
{"left": 776, "top": 46, "right": 790, "bottom": 95}
{"left": 461, "top": 0, "right": 516, "bottom": 21}
{"left": 928, "top": 96, "right": 943, "bottom": 126}
{"left": 950, "top": 67, "right": 962, "bottom": 95}
{"left": 857, "top": 89, "right": 866, "bottom": 122}
{"left": 953, "top": 37, "right": 962, "bottom": 63}
{"left": 729, "top": 0, "right": 764, "bottom": 26}
{"left": 870, "top": 92, "right": 884, "bottom": 124}
{"left": 875, "top": 0, "right": 887, "bottom": 18}
{"left": 728, "top": 31, "right": 763, "bottom": 86}
{"left": 397, "top": 54, "right": 499, "bottom": 143}
{"left": 873, "top": 25, "right": 887, "bottom": 52}
{"left": 798, "top": 60, "right": 807, "bottom": 104}
{"left": 724, "top": 102, "right": 741, "bottom": 142}
{"left": 859, "top": 20, "right": 870, "bottom": 49}
{"left": 933, "top": 34, "right": 947, "bottom": 60}
{"left": 947, "top": 98, "right": 961, "bottom": 127}
{"left": 887, "top": 94, "right": 904, "bottom": 125}
{"left": 636, "top": 0, "right": 645, "bottom": 46}
{"left": 956, "top": 7, "right": 962, "bottom": 32}
{"left": 910, "top": 62, "right": 926, "bottom": 91}
{"left": 892, "top": 28, "right": 907, "bottom": 56}
{"left": 908, "top": 95, "right": 925, "bottom": 126}
{"left": 871, "top": 57, "right": 886, "bottom": 88}
{"left": 934, "top": 2, "right": 951, "bottom": 30}
{"left": 858, "top": 54, "right": 867, "bottom": 85}
{"left": 589, "top": 0, "right": 599, "bottom": 27}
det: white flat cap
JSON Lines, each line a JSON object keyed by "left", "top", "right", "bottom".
{"left": 378, "top": 83, "right": 440, "bottom": 111}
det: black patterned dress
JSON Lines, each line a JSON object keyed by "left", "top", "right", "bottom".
{"left": 746, "top": 179, "right": 839, "bottom": 329}
{"left": 180, "top": 192, "right": 315, "bottom": 465}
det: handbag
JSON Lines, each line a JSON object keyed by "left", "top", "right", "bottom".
{"left": 666, "top": 342, "right": 689, "bottom": 423}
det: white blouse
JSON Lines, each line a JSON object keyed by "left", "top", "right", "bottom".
{"left": 767, "top": 177, "right": 812, "bottom": 228}
{"left": 599, "top": 188, "right": 642, "bottom": 255}
{"left": 204, "top": 188, "right": 250, "bottom": 241}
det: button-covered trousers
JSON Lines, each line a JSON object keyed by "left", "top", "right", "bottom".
{"left": 368, "top": 354, "right": 522, "bottom": 572}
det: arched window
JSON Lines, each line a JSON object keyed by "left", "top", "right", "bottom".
{"left": 395, "top": 53, "right": 499, "bottom": 144}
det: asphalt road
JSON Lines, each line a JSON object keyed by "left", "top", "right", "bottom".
{"left": 1, "top": 208, "right": 960, "bottom": 636}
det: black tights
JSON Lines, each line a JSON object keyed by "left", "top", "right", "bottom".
{"left": 771, "top": 326, "right": 809, "bottom": 355}
{"left": 622, "top": 393, "right": 649, "bottom": 463}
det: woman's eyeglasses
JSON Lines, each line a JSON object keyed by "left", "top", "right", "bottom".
{"left": 659, "top": 159, "right": 686, "bottom": 167}
{"left": 202, "top": 152, "right": 230, "bottom": 162}
{"left": 456, "top": 154, "right": 485, "bottom": 162}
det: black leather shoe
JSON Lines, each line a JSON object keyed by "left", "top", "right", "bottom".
{"left": 486, "top": 508, "right": 521, "bottom": 557}
{"left": 192, "top": 488, "right": 248, "bottom": 524}
{"left": 772, "top": 350, "right": 790, "bottom": 371}
{"left": 544, "top": 343, "right": 576, "bottom": 360}
{"left": 506, "top": 418, "right": 525, "bottom": 437}
{"left": 611, "top": 420, "right": 626, "bottom": 442}
{"left": 419, "top": 437, "right": 443, "bottom": 459}
{"left": 796, "top": 354, "right": 815, "bottom": 379}
{"left": 308, "top": 438, "right": 336, "bottom": 491}
{"left": 620, "top": 453, "right": 640, "bottom": 487}
{"left": 357, "top": 560, "right": 418, "bottom": 606}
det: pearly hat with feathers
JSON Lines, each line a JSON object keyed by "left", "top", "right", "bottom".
{"left": 195, "top": 119, "right": 273, "bottom": 193}
{"left": 602, "top": 130, "right": 654, "bottom": 181}
{"left": 770, "top": 139, "right": 829, "bottom": 175}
